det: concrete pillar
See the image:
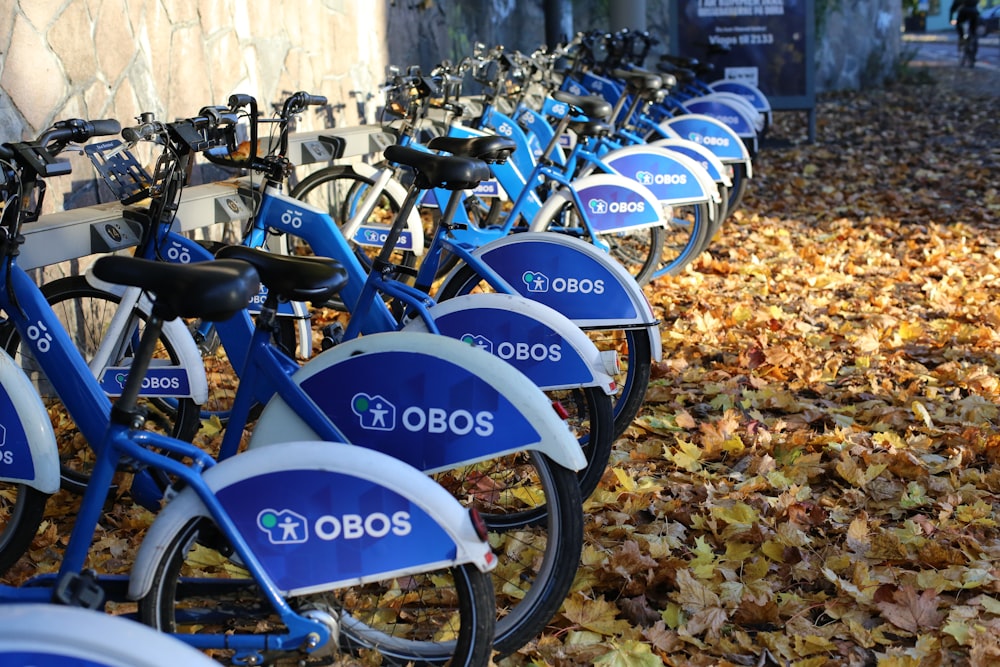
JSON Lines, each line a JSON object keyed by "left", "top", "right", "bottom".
{"left": 610, "top": 0, "right": 646, "bottom": 31}
{"left": 544, "top": 0, "right": 574, "bottom": 48}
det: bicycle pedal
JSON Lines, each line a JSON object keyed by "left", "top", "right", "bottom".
{"left": 53, "top": 569, "right": 105, "bottom": 610}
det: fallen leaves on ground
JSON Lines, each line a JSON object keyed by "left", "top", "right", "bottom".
{"left": 505, "top": 66, "right": 1000, "bottom": 666}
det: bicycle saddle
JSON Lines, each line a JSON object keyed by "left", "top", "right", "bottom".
{"left": 92, "top": 256, "right": 260, "bottom": 322}
{"left": 384, "top": 144, "right": 491, "bottom": 190}
{"left": 551, "top": 90, "right": 613, "bottom": 121}
{"left": 426, "top": 135, "right": 517, "bottom": 164}
{"left": 566, "top": 119, "right": 612, "bottom": 138}
{"left": 655, "top": 62, "right": 697, "bottom": 86}
{"left": 214, "top": 245, "right": 348, "bottom": 304}
{"left": 610, "top": 68, "right": 663, "bottom": 92}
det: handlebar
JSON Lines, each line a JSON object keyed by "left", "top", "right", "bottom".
{"left": 0, "top": 117, "right": 121, "bottom": 179}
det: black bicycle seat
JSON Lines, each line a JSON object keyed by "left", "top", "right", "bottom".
{"left": 426, "top": 135, "right": 517, "bottom": 164}
{"left": 92, "top": 256, "right": 260, "bottom": 322}
{"left": 214, "top": 245, "right": 348, "bottom": 304}
{"left": 610, "top": 68, "right": 663, "bottom": 92}
{"left": 384, "top": 144, "right": 491, "bottom": 190}
{"left": 551, "top": 90, "right": 613, "bottom": 121}
{"left": 566, "top": 119, "right": 612, "bottom": 138}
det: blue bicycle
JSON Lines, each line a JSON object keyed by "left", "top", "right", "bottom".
{"left": 289, "top": 77, "right": 663, "bottom": 439}
{"left": 0, "top": 118, "right": 506, "bottom": 665}
{"left": 10, "top": 105, "right": 590, "bottom": 660}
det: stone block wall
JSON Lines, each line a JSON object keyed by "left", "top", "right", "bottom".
{"left": 0, "top": 0, "right": 390, "bottom": 214}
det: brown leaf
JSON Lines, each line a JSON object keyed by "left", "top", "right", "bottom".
{"left": 874, "top": 586, "right": 944, "bottom": 633}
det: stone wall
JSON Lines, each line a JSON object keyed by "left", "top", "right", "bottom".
{"left": 0, "top": 0, "right": 390, "bottom": 214}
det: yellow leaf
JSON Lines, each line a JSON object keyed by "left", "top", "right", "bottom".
{"left": 594, "top": 640, "right": 663, "bottom": 667}
{"left": 761, "top": 540, "right": 785, "bottom": 562}
{"left": 561, "top": 594, "right": 632, "bottom": 636}
{"left": 897, "top": 320, "right": 924, "bottom": 342}
{"left": 612, "top": 467, "right": 637, "bottom": 492}
{"left": 732, "top": 304, "right": 753, "bottom": 323}
{"left": 976, "top": 595, "right": 1000, "bottom": 615}
{"left": 711, "top": 502, "right": 759, "bottom": 527}
{"left": 199, "top": 414, "right": 224, "bottom": 437}
{"left": 942, "top": 619, "right": 971, "bottom": 646}
{"left": 911, "top": 401, "right": 934, "bottom": 428}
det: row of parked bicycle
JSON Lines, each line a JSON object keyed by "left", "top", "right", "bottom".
{"left": 0, "top": 28, "right": 768, "bottom": 666}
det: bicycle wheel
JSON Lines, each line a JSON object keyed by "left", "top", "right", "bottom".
{"left": 0, "top": 276, "right": 201, "bottom": 494}
{"left": 545, "top": 385, "right": 613, "bottom": 500}
{"left": 437, "top": 264, "right": 653, "bottom": 440}
{"left": 726, "top": 162, "right": 750, "bottom": 215}
{"left": 290, "top": 164, "right": 416, "bottom": 274}
{"left": 138, "top": 516, "right": 496, "bottom": 666}
{"left": 660, "top": 201, "right": 712, "bottom": 275}
{"left": 0, "top": 483, "right": 49, "bottom": 576}
{"left": 432, "top": 451, "right": 583, "bottom": 658}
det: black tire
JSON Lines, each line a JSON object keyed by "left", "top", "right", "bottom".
{"left": 290, "top": 164, "right": 416, "bottom": 277}
{"left": 0, "top": 483, "right": 49, "bottom": 576}
{"left": 139, "top": 516, "right": 496, "bottom": 666}
{"left": 433, "top": 452, "right": 583, "bottom": 657}
{"left": 437, "top": 264, "right": 654, "bottom": 439}
{"left": 0, "top": 276, "right": 201, "bottom": 494}
{"left": 726, "top": 161, "right": 750, "bottom": 215}
{"left": 660, "top": 201, "right": 712, "bottom": 275}
{"left": 548, "top": 385, "right": 614, "bottom": 501}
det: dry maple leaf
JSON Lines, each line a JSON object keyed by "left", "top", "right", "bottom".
{"left": 874, "top": 585, "right": 945, "bottom": 634}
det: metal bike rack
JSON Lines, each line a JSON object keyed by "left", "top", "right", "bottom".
{"left": 22, "top": 124, "right": 395, "bottom": 270}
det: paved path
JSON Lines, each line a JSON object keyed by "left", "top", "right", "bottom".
{"left": 902, "top": 29, "right": 999, "bottom": 70}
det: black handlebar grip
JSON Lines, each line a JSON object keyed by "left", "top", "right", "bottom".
{"left": 88, "top": 119, "right": 122, "bottom": 137}
{"left": 303, "top": 94, "right": 327, "bottom": 106}
{"left": 228, "top": 94, "right": 256, "bottom": 109}
{"left": 121, "top": 124, "right": 155, "bottom": 142}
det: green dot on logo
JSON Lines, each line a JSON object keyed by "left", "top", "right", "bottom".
{"left": 524, "top": 272, "right": 534, "bottom": 283}
{"left": 354, "top": 396, "right": 369, "bottom": 412}
{"left": 461, "top": 335, "right": 475, "bottom": 345}
{"left": 260, "top": 512, "right": 277, "bottom": 529}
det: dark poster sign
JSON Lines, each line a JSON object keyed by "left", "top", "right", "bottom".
{"left": 669, "top": 0, "right": 815, "bottom": 110}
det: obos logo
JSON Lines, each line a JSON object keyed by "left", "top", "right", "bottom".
{"left": 462, "top": 333, "right": 561, "bottom": 362}
{"left": 351, "top": 392, "right": 494, "bottom": 436}
{"left": 257, "top": 507, "right": 411, "bottom": 544}
{"left": 523, "top": 270, "right": 604, "bottom": 295}
{"left": 687, "top": 131, "right": 730, "bottom": 147}
{"left": 352, "top": 393, "right": 396, "bottom": 431}
{"left": 636, "top": 170, "right": 688, "bottom": 185}
{"left": 589, "top": 198, "right": 645, "bottom": 214}
{"left": 461, "top": 333, "right": 493, "bottom": 353}
{"left": 588, "top": 199, "right": 608, "bottom": 214}
{"left": 551, "top": 103, "right": 568, "bottom": 116}
{"left": 258, "top": 508, "right": 308, "bottom": 544}
{"left": 497, "top": 123, "right": 513, "bottom": 136}
{"left": 115, "top": 371, "right": 181, "bottom": 391}
{"left": 522, "top": 271, "right": 549, "bottom": 292}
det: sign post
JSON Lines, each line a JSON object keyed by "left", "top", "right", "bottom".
{"left": 670, "top": 0, "right": 816, "bottom": 141}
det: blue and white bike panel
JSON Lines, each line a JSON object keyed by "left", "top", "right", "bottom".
{"left": 402, "top": 293, "right": 617, "bottom": 393}
{"left": 247, "top": 332, "right": 587, "bottom": 472}
{"left": 0, "top": 349, "right": 60, "bottom": 494}
{"left": 129, "top": 441, "right": 496, "bottom": 599}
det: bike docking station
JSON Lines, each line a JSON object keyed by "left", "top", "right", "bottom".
{"left": 18, "top": 124, "right": 395, "bottom": 272}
